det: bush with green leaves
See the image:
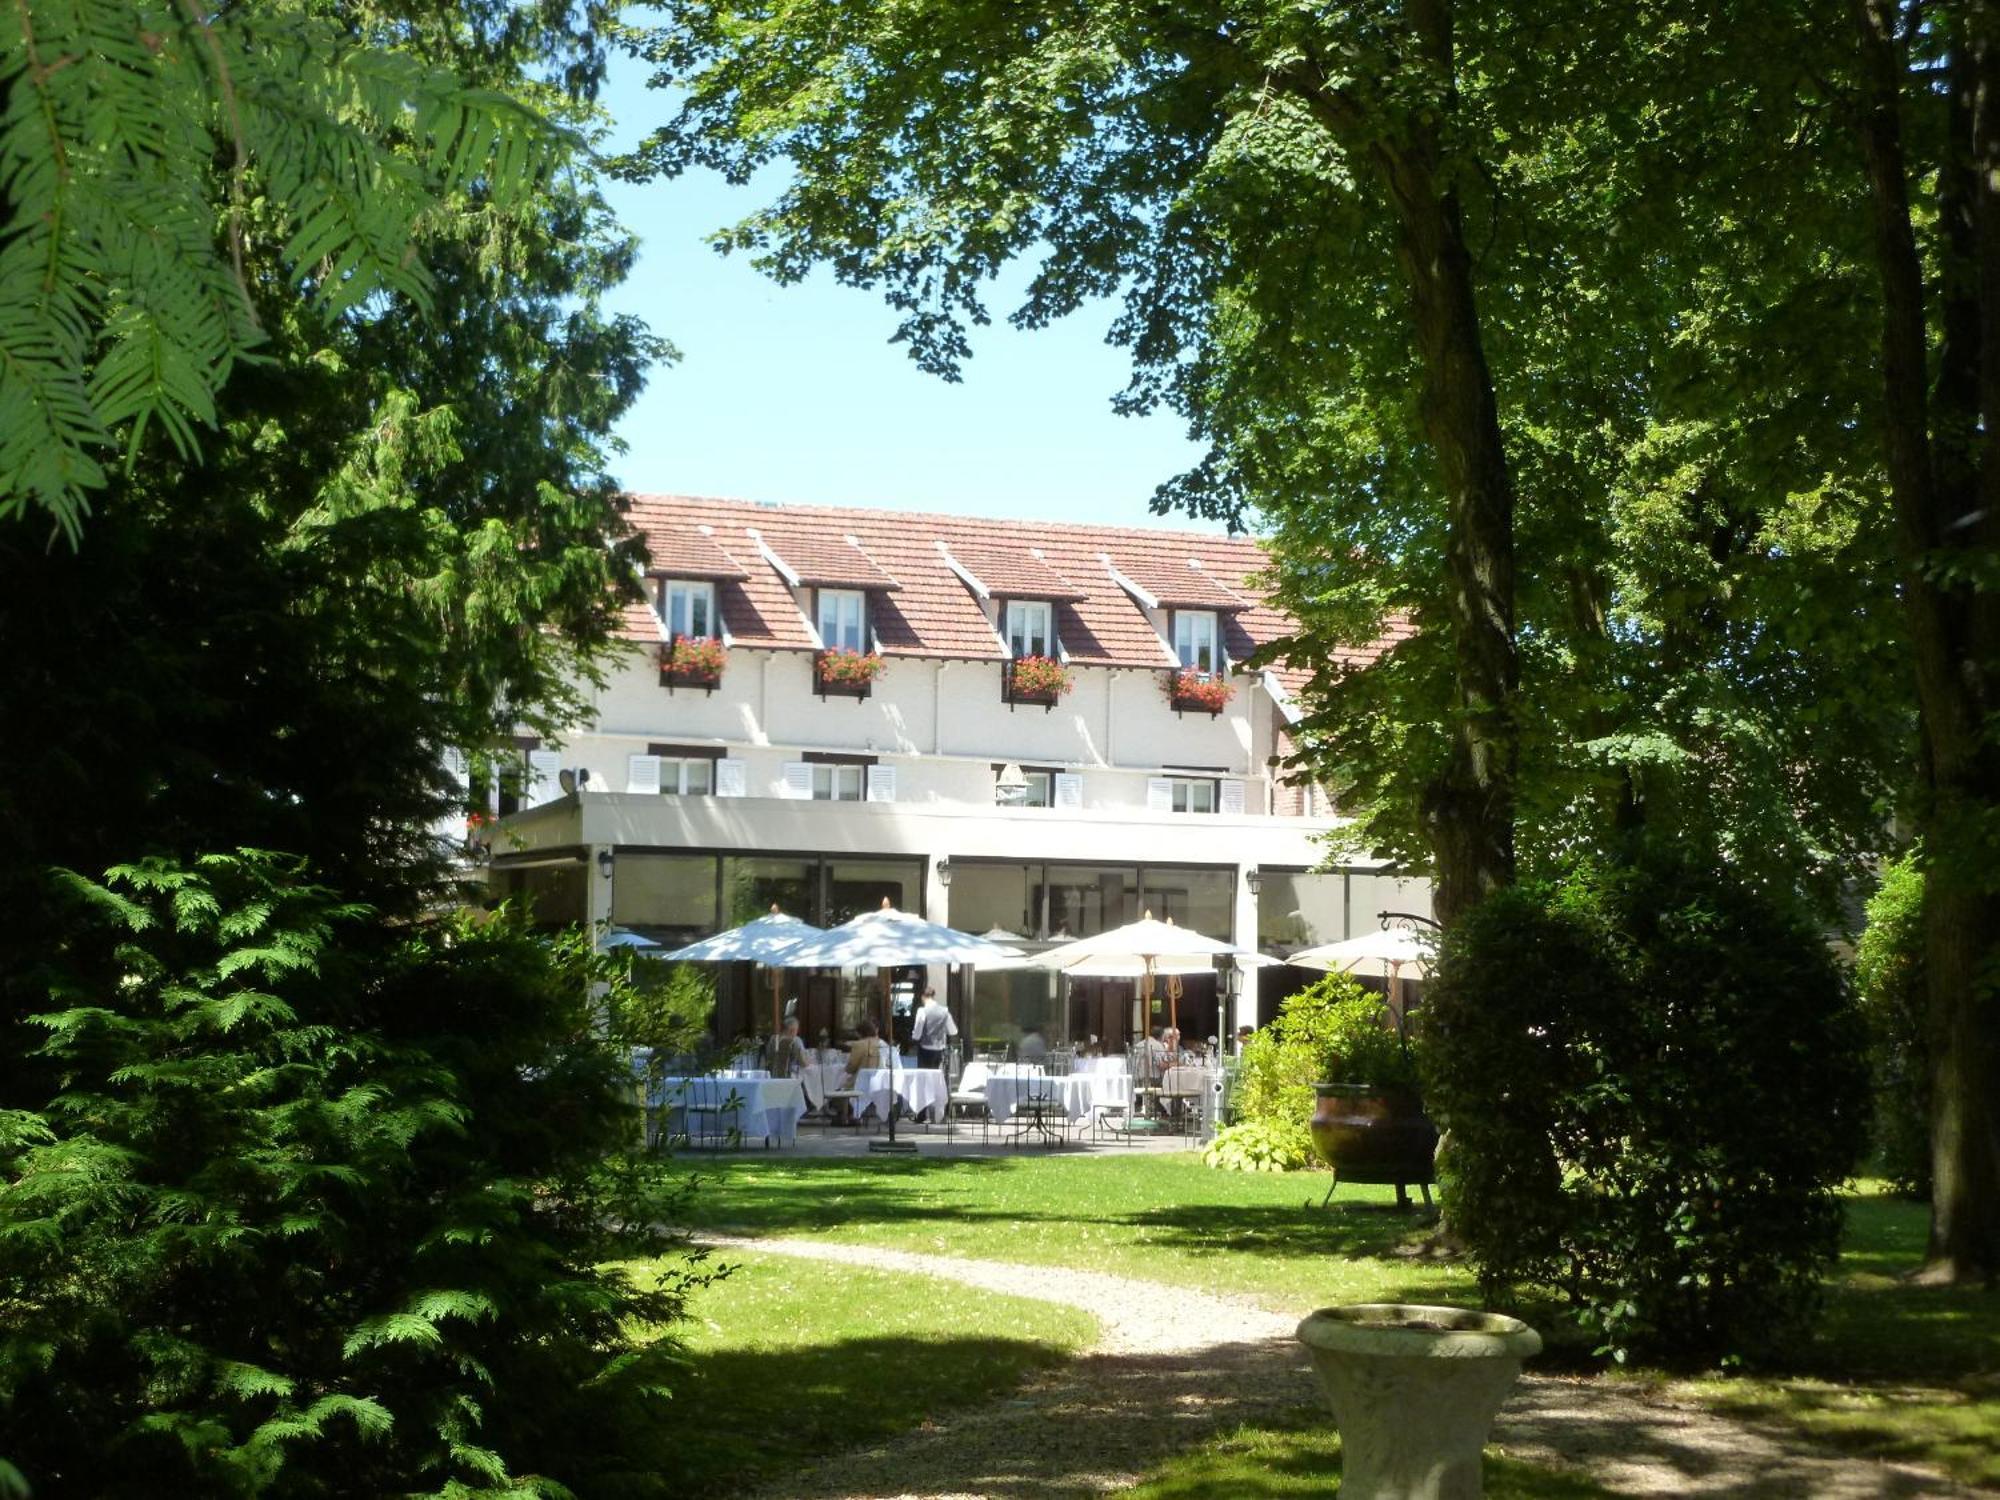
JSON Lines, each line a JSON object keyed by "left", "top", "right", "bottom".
{"left": 1203, "top": 1117, "right": 1309, "bottom": 1172}
{"left": 1210, "top": 972, "right": 1398, "bottom": 1171}
{"left": 0, "top": 853, "right": 707, "bottom": 1497}
{"left": 1419, "top": 858, "right": 1870, "bottom": 1362}
{"left": 1855, "top": 852, "right": 1930, "bottom": 1198}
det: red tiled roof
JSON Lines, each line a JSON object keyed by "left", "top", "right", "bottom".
{"left": 641, "top": 525, "right": 749, "bottom": 582}
{"left": 621, "top": 494, "right": 1405, "bottom": 673}
{"left": 944, "top": 542, "right": 1091, "bottom": 603}
{"left": 756, "top": 529, "right": 901, "bottom": 591}
{"left": 1106, "top": 552, "right": 1253, "bottom": 611}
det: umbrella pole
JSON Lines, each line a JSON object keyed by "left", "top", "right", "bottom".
{"left": 770, "top": 968, "right": 781, "bottom": 1040}
{"left": 883, "top": 968, "right": 897, "bottom": 1147}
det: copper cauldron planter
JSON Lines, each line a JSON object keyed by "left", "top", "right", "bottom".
{"left": 1296, "top": 1303, "right": 1541, "bottom": 1500}
{"left": 1310, "top": 1082, "right": 1439, "bottom": 1209}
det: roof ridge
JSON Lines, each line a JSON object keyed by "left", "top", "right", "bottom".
{"left": 623, "top": 491, "right": 1266, "bottom": 547}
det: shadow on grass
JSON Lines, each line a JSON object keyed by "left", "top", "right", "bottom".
{"left": 1126, "top": 1201, "right": 1437, "bottom": 1261}
{"left": 662, "top": 1331, "right": 1074, "bottom": 1496}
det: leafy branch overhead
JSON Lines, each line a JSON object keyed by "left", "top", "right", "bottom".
{"left": 0, "top": 0, "right": 564, "bottom": 541}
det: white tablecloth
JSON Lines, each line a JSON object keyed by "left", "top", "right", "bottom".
{"left": 984, "top": 1072, "right": 1099, "bottom": 1124}
{"left": 656, "top": 1076, "right": 808, "bottom": 1144}
{"left": 957, "top": 1060, "right": 1044, "bottom": 1094}
{"left": 852, "top": 1067, "right": 948, "bottom": 1122}
{"left": 796, "top": 1062, "right": 844, "bottom": 1111}
{"left": 1075, "top": 1056, "right": 1128, "bottom": 1077}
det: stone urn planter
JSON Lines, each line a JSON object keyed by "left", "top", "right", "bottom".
{"left": 1296, "top": 1303, "right": 1541, "bottom": 1500}
{"left": 1310, "top": 1083, "right": 1439, "bottom": 1207}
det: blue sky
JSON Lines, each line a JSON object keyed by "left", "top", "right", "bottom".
{"left": 592, "top": 54, "right": 1223, "bottom": 531}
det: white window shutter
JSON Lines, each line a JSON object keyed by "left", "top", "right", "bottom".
{"left": 781, "top": 762, "right": 813, "bottom": 800}
{"left": 1219, "top": 779, "right": 1246, "bottom": 814}
{"left": 1146, "top": 778, "right": 1173, "bottom": 812}
{"left": 1053, "top": 772, "right": 1083, "bottom": 808}
{"left": 627, "top": 754, "right": 663, "bottom": 795}
{"left": 865, "top": 765, "right": 897, "bottom": 803}
{"left": 442, "top": 747, "right": 469, "bottom": 793}
{"left": 715, "top": 758, "right": 747, "bottom": 797}
{"left": 526, "top": 749, "right": 563, "bottom": 805}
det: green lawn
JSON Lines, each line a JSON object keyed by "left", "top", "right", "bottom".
{"left": 674, "top": 1151, "right": 1476, "bottom": 1311}
{"left": 639, "top": 1247, "right": 1094, "bottom": 1494}
{"left": 1126, "top": 1412, "right": 1613, "bottom": 1498}
{"left": 1653, "top": 1184, "right": 2000, "bottom": 1488}
{"left": 671, "top": 1156, "right": 2000, "bottom": 1487}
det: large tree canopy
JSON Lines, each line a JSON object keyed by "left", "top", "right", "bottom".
{"left": 627, "top": 0, "right": 1906, "bottom": 910}
{"left": 0, "top": 0, "right": 565, "bottom": 541}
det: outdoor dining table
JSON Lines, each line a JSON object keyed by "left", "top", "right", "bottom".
{"left": 654, "top": 1075, "right": 808, "bottom": 1146}
{"left": 956, "top": 1060, "right": 1042, "bottom": 1094}
{"left": 982, "top": 1070, "right": 1099, "bottom": 1125}
{"left": 851, "top": 1066, "right": 948, "bottom": 1123}
{"left": 795, "top": 1061, "right": 845, "bottom": 1112}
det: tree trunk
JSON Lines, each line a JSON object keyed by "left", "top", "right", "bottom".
{"left": 1377, "top": 0, "right": 1519, "bottom": 930}
{"left": 1851, "top": 0, "right": 2000, "bottom": 1283}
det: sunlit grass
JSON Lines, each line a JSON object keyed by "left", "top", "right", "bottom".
{"left": 1125, "top": 1409, "right": 1613, "bottom": 1498}
{"left": 638, "top": 1247, "right": 1094, "bottom": 1493}
{"left": 676, "top": 1151, "right": 1474, "bottom": 1311}
{"left": 673, "top": 1158, "right": 2000, "bottom": 1485}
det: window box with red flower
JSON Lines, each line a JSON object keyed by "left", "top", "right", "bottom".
{"left": 1167, "top": 668, "right": 1234, "bottom": 715}
{"left": 815, "top": 647, "right": 885, "bottom": 699}
{"left": 660, "top": 634, "right": 727, "bottom": 691}
{"left": 1003, "top": 654, "right": 1072, "bottom": 710}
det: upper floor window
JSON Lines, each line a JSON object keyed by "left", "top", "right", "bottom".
{"left": 1173, "top": 610, "right": 1220, "bottom": 674}
{"left": 664, "top": 579, "right": 717, "bottom": 640}
{"left": 664, "top": 758, "right": 713, "bottom": 796}
{"left": 1005, "top": 599, "right": 1054, "bottom": 659}
{"left": 813, "top": 762, "right": 865, "bottom": 801}
{"left": 1171, "top": 777, "right": 1217, "bottom": 814}
{"left": 818, "top": 588, "right": 867, "bottom": 652}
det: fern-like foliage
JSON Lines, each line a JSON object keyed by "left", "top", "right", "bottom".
{"left": 0, "top": 1, "right": 559, "bottom": 541}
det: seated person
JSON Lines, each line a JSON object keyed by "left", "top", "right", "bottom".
{"left": 834, "top": 1019, "right": 892, "bottom": 1123}
{"left": 764, "top": 1017, "right": 809, "bottom": 1078}
{"left": 1137, "top": 1026, "right": 1169, "bottom": 1081}
{"left": 841, "top": 1018, "right": 892, "bottom": 1085}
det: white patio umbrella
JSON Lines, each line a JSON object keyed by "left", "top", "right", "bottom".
{"left": 599, "top": 926, "right": 664, "bottom": 951}
{"left": 1286, "top": 927, "right": 1435, "bottom": 979}
{"left": 1287, "top": 927, "right": 1436, "bottom": 1030}
{"left": 660, "top": 906, "right": 824, "bottom": 1037}
{"left": 774, "top": 900, "right": 1023, "bottom": 1149}
{"left": 1035, "top": 913, "right": 1261, "bottom": 1035}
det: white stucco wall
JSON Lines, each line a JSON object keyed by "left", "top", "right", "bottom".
{"left": 553, "top": 644, "right": 1267, "bottom": 810}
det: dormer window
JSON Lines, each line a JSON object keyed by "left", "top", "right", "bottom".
{"left": 1174, "top": 610, "right": 1220, "bottom": 674}
{"left": 663, "top": 579, "right": 717, "bottom": 640}
{"left": 817, "top": 588, "right": 867, "bottom": 652}
{"left": 1005, "top": 599, "right": 1054, "bottom": 659}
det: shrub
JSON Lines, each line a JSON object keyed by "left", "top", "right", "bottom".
{"left": 1204, "top": 1118, "right": 1308, "bottom": 1172}
{"left": 1419, "top": 857, "right": 1870, "bottom": 1363}
{"left": 1854, "top": 852, "right": 1930, "bottom": 1198}
{"left": 1212, "top": 971, "right": 1376, "bottom": 1171}
{"left": 0, "top": 855, "right": 710, "bottom": 1497}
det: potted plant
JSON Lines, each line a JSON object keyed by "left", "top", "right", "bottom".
{"left": 1296, "top": 1302, "right": 1541, "bottom": 1498}
{"left": 1005, "top": 653, "right": 1071, "bottom": 706}
{"left": 660, "top": 634, "right": 727, "bottom": 689}
{"left": 815, "top": 646, "right": 886, "bottom": 694}
{"left": 1309, "top": 992, "right": 1438, "bottom": 1207}
{"left": 1167, "top": 668, "right": 1234, "bottom": 713}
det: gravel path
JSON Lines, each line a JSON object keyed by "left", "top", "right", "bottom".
{"left": 706, "top": 1235, "right": 1979, "bottom": 1499}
